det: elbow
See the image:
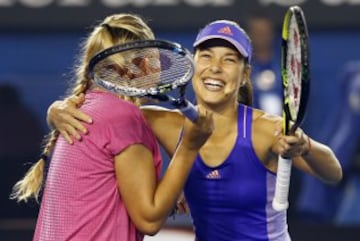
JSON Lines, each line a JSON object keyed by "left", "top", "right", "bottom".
{"left": 136, "top": 221, "right": 162, "bottom": 236}
{"left": 127, "top": 205, "right": 169, "bottom": 235}
{"left": 333, "top": 167, "right": 343, "bottom": 184}
{"left": 322, "top": 148, "right": 343, "bottom": 184}
{"left": 331, "top": 157, "right": 344, "bottom": 184}
{"left": 324, "top": 166, "right": 343, "bottom": 185}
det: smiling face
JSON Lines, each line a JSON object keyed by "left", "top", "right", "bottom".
{"left": 193, "top": 39, "right": 251, "bottom": 110}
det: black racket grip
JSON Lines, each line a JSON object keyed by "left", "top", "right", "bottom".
{"left": 178, "top": 100, "right": 198, "bottom": 122}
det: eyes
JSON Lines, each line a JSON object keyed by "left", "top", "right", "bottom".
{"left": 197, "top": 51, "right": 241, "bottom": 64}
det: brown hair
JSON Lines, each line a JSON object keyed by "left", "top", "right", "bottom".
{"left": 10, "top": 13, "right": 155, "bottom": 203}
{"left": 238, "top": 73, "right": 253, "bottom": 106}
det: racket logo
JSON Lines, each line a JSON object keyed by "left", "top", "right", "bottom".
{"left": 293, "top": 30, "right": 299, "bottom": 49}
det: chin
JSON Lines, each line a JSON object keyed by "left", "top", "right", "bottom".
{"left": 201, "top": 96, "right": 223, "bottom": 106}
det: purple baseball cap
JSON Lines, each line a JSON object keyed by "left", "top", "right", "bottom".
{"left": 193, "top": 20, "right": 252, "bottom": 63}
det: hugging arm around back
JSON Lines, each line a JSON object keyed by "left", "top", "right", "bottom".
{"left": 46, "top": 94, "right": 92, "bottom": 144}
{"left": 47, "top": 95, "right": 184, "bottom": 156}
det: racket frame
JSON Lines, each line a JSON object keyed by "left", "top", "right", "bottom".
{"left": 88, "top": 39, "right": 198, "bottom": 121}
{"left": 272, "top": 5, "right": 311, "bottom": 211}
{"left": 89, "top": 39, "right": 194, "bottom": 95}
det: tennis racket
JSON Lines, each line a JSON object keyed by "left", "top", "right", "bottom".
{"left": 272, "top": 5, "right": 311, "bottom": 211}
{"left": 88, "top": 39, "right": 197, "bottom": 121}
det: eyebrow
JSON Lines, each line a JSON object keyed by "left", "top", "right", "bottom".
{"left": 200, "top": 48, "right": 238, "bottom": 55}
{"left": 201, "top": 48, "right": 243, "bottom": 60}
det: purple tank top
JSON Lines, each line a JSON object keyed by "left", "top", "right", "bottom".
{"left": 184, "top": 104, "right": 291, "bottom": 241}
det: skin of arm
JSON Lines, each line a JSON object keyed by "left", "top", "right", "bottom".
{"left": 141, "top": 106, "right": 184, "bottom": 156}
{"left": 252, "top": 109, "right": 342, "bottom": 184}
{"left": 114, "top": 108, "right": 212, "bottom": 235}
{"left": 114, "top": 140, "right": 198, "bottom": 235}
{"left": 47, "top": 94, "right": 92, "bottom": 144}
{"left": 292, "top": 138, "right": 343, "bottom": 184}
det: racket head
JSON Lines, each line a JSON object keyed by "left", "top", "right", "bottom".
{"left": 88, "top": 39, "right": 195, "bottom": 97}
{"left": 281, "top": 5, "right": 311, "bottom": 134}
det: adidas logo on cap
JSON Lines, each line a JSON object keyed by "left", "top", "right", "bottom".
{"left": 218, "top": 26, "right": 233, "bottom": 36}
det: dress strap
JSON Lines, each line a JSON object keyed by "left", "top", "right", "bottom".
{"left": 238, "top": 104, "right": 253, "bottom": 140}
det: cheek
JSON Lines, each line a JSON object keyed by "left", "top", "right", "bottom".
{"left": 229, "top": 69, "right": 242, "bottom": 84}
{"left": 191, "top": 76, "right": 200, "bottom": 92}
{"left": 192, "top": 66, "right": 204, "bottom": 85}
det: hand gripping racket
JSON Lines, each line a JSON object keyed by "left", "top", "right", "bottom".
{"left": 88, "top": 39, "right": 197, "bottom": 121}
{"left": 272, "top": 5, "right": 311, "bottom": 211}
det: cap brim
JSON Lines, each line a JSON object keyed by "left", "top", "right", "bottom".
{"left": 193, "top": 35, "right": 249, "bottom": 58}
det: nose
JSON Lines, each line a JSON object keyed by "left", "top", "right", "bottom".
{"left": 209, "top": 59, "right": 222, "bottom": 73}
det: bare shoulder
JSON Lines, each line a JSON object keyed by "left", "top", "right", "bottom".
{"left": 140, "top": 105, "right": 185, "bottom": 156}
{"left": 252, "top": 108, "right": 282, "bottom": 132}
{"left": 141, "top": 105, "right": 183, "bottom": 122}
{"left": 140, "top": 105, "right": 184, "bottom": 138}
{"left": 251, "top": 107, "right": 282, "bottom": 167}
{"left": 251, "top": 108, "right": 281, "bottom": 149}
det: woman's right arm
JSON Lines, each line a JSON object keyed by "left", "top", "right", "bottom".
{"left": 141, "top": 106, "right": 185, "bottom": 157}
{"left": 115, "top": 106, "right": 213, "bottom": 235}
{"left": 47, "top": 94, "right": 93, "bottom": 144}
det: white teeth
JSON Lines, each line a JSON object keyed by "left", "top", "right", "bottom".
{"left": 203, "top": 78, "right": 224, "bottom": 91}
{"left": 203, "top": 79, "right": 224, "bottom": 87}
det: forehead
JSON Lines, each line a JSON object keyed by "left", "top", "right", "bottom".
{"left": 195, "top": 39, "right": 241, "bottom": 56}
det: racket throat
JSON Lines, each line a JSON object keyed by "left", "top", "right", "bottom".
{"left": 149, "top": 94, "right": 187, "bottom": 108}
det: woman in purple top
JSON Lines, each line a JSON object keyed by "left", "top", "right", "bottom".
{"left": 46, "top": 20, "right": 342, "bottom": 240}
{"left": 11, "top": 13, "right": 213, "bottom": 241}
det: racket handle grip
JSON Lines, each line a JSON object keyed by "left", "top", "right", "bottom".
{"left": 272, "top": 156, "right": 292, "bottom": 211}
{"left": 179, "top": 100, "right": 198, "bottom": 122}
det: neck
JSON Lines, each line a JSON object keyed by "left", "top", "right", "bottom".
{"left": 200, "top": 100, "right": 239, "bottom": 124}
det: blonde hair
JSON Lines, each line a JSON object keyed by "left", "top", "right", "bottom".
{"left": 11, "top": 13, "right": 155, "bottom": 203}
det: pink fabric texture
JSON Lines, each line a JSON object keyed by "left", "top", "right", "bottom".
{"left": 34, "top": 90, "right": 162, "bottom": 241}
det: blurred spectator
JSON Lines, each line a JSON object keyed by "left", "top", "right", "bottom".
{"left": 296, "top": 61, "right": 360, "bottom": 224}
{"left": 0, "top": 84, "right": 44, "bottom": 218}
{"left": 246, "top": 14, "right": 282, "bottom": 116}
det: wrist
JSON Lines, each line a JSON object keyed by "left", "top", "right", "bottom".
{"left": 302, "top": 135, "right": 312, "bottom": 157}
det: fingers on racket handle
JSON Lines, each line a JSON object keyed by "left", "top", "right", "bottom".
{"left": 272, "top": 156, "right": 292, "bottom": 211}
{"left": 179, "top": 100, "right": 198, "bottom": 122}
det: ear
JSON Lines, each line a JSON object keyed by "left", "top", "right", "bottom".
{"left": 240, "top": 79, "right": 246, "bottom": 87}
{"left": 241, "top": 64, "right": 252, "bottom": 86}
{"left": 244, "top": 64, "right": 252, "bottom": 81}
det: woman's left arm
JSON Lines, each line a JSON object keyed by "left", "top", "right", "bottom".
{"left": 257, "top": 113, "right": 342, "bottom": 184}
{"left": 293, "top": 135, "right": 343, "bottom": 184}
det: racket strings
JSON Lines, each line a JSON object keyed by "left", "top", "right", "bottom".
{"left": 286, "top": 15, "right": 303, "bottom": 119}
{"left": 92, "top": 47, "right": 193, "bottom": 96}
